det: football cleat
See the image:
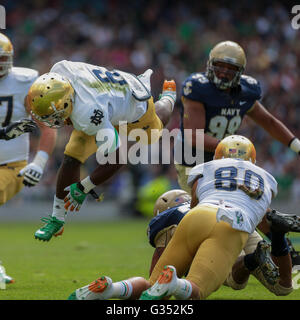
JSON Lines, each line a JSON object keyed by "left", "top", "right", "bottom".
{"left": 254, "top": 240, "right": 279, "bottom": 285}
{"left": 0, "top": 263, "right": 14, "bottom": 285}
{"left": 68, "top": 276, "right": 113, "bottom": 300}
{"left": 139, "top": 265, "right": 177, "bottom": 300}
{"left": 5, "top": 274, "right": 15, "bottom": 284}
{"left": 34, "top": 216, "right": 64, "bottom": 242}
{"left": 159, "top": 80, "right": 177, "bottom": 105}
{"left": 286, "top": 238, "right": 300, "bottom": 267}
{"left": 266, "top": 210, "right": 300, "bottom": 233}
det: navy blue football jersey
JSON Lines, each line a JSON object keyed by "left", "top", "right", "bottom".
{"left": 147, "top": 202, "right": 190, "bottom": 248}
{"left": 179, "top": 72, "right": 262, "bottom": 165}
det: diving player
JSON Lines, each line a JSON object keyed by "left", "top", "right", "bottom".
{"left": 175, "top": 40, "right": 300, "bottom": 266}
{"left": 27, "top": 60, "right": 176, "bottom": 241}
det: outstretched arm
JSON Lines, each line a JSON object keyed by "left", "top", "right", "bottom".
{"left": 183, "top": 97, "right": 219, "bottom": 152}
{"left": 18, "top": 95, "right": 57, "bottom": 187}
{"left": 247, "top": 101, "right": 298, "bottom": 153}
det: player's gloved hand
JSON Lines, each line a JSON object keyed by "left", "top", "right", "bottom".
{"left": 238, "top": 184, "right": 263, "bottom": 199}
{"left": 64, "top": 182, "right": 87, "bottom": 213}
{"left": 18, "top": 150, "right": 49, "bottom": 187}
{"left": 1, "top": 119, "right": 37, "bottom": 140}
{"left": 18, "top": 162, "right": 43, "bottom": 187}
{"left": 64, "top": 177, "right": 103, "bottom": 213}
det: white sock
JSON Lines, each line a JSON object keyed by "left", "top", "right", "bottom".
{"left": 112, "top": 280, "right": 133, "bottom": 299}
{"left": 173, "top": 279, "right": 193, "bottom": 300}
{"left": 52, "top": 196, "right": 67, "bottom": 222}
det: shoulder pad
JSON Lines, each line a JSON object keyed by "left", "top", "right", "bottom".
{"left": 11, "top": 67, "right": 39, "bottom": 83}
{"left": 181, "top": 72, "right": 215, "bottom": 101}
{"left": 240, "top": 75, "right": 262, "bottom": 100}
{"left": 50, "top": 60, "right": 69, "bottom": 72}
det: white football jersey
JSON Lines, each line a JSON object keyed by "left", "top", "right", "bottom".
{"left": 50, "top": 60, "right": 148, "bottom": 136}
{"left": 0, "top": 67, "right": 39, "bottom": 164}
{"left": 187, "top": 158, "right": 278, "bottom": 233}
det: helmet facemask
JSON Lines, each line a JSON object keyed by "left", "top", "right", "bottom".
{"left": 207, "top": 59, "right": 244, "bottom": 90}
{"left": 206, "top": 41, "right": 246, "bottom": 90}
{"left": 0, "top": 33, "right": 14, "bottom": 77}
{"left": 0, "top": 53, "right": 13, "bottom": 76}
{"left": 31, "top": 102, "right": 70, "bottom": 128}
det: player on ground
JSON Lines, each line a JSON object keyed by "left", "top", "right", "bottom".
{"left": 27, "top": 60, "right": 176, "bottom": 241}
{"left": 0, "top": 33, "right": 57, "bottom": 284}
{"left": 68, "top": 135, "right": 296, "bottom": 300}
{"left": 176, "top": 40, "right": 300, "bottom": 266}
{"left": 68, "top": 188, "right": 300, "bottom": 300}
{"left": 149, "top": 190, "right": 299, "bottom": 297}
{"left": 141, "top": 135, "right": 278, "bottom": 299}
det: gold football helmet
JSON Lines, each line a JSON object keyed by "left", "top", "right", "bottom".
{"left": 0, "top": 33, "right": 13, "bottom": 77}
{"left": 214, "top": 135, "right": 256, "bottom": 163}
{"left": 207, "top": 41, "right": 246, "bottom": 90}
{"left": 153, "top": 189, "right": 191, "bottom": 216}
{"left": 28, "top": 73, "right": 74, "bottom": 128}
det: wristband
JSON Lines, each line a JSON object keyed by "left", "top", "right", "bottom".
{"left": 289, "top": 137, "right": 300, "bottom": 154}
{"left": 33, "top": 150, "right": 49, "bottom": 170}
{"left": 80, "top": 176, "right": 97, "bottom": 193}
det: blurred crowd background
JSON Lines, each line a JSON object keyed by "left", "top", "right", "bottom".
{"left": 3, "top": 0, "right": 300, "bottom": 216}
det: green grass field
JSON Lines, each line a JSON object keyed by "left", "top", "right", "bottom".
{"left": 0, "top": 219, "right": 299, "bottom": 300}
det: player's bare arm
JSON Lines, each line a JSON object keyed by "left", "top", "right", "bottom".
{"left": 17, "top": 95, "right": 57, "bottom": 187}
{"left": 24, "top": 95, "right": 57, "bottom": 155}
{"left": 183, "top": 97, "right": 219, "bottom": 152}
{"left": 190, "top": 179, "right": 199, "bottom": 208}
{"left": 149, "top": 247, "right": 165, "bottom": 276}
{"left": 247, "top": 101, "right": 295, "bottom": 147}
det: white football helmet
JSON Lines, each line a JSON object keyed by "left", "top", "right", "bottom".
{"left": 153, "top": 189, "right": 191, "bottom": 216}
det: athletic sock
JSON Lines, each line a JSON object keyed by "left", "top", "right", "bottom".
{"left": 173, "top": 279, "right": 193, "bottom": 299}
{"left": 270, "top": 229, "right": 289, "bottom": 257}
{"left": 52, "top": 196, "right": 67, "bottom": 222}
{"left": 112, "top": 280, "right": 133, "bottom": 299}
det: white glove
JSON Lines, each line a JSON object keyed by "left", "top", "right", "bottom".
{"left": 18, "top": 150, "right": 49, "bottom": 187}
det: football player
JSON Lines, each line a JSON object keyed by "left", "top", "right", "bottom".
{"left": 68, "top": 135, "right": 298, "bottom": 300}
{"left": 175, "top": 40, "right": 300, "bottom": 266}
{"left": 67, "top": 188, "right": 300, "bottom": 300}
{"left": 0, "top": 33, "right": 57, "bottom": 284}
{"left": 150, "top": 190, "right": 300, "bottom": 297}
{"left": 27, "top": 60, "right": 176, "bottom": 241}
{"left": 141, "top": 135, "right": 279, "bottom": 299}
